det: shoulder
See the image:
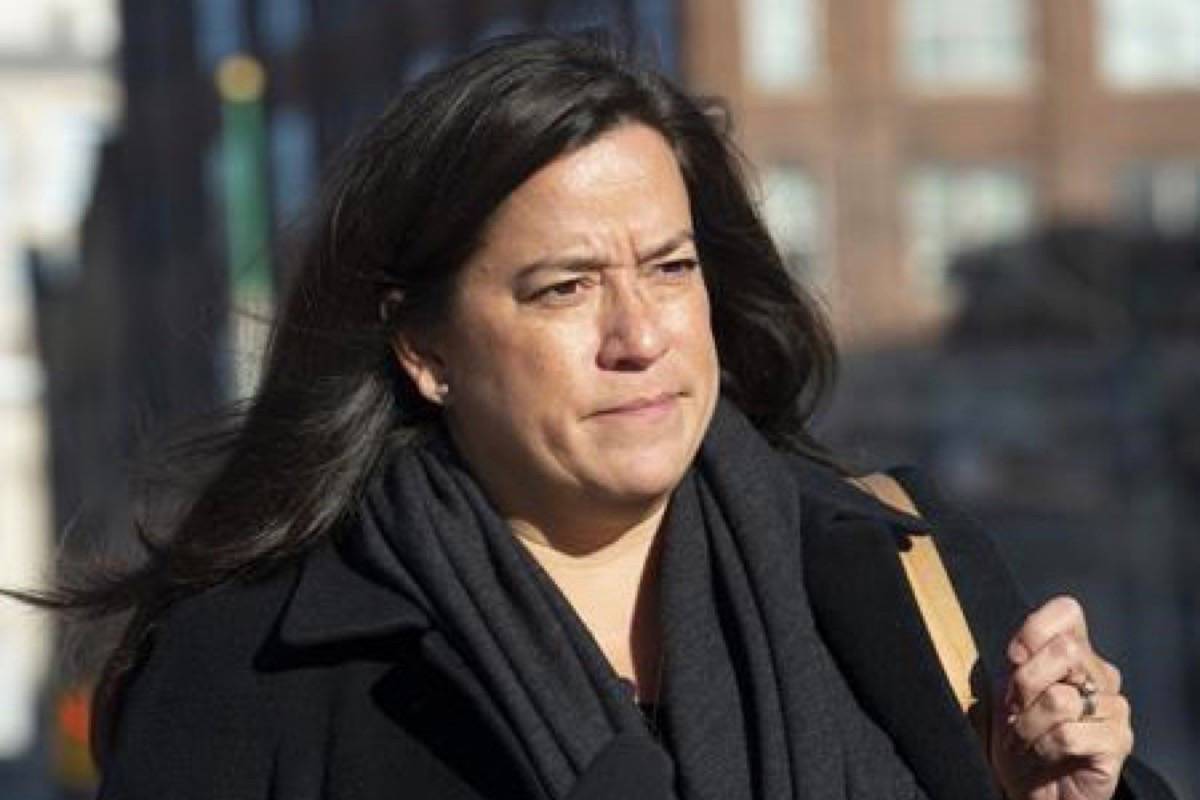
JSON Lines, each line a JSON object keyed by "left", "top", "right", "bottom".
{"left": 99, "top": 565, "right": 301, "bottom": 798}
{"left": 118, "top": 564, "right": 300, "bottom": 702}
{"left": 774, "top": 450, "right": 930, "bottom": 533}
{"left": 148, "top": 561, "right": 300, "bottom": 679}
{"left": 787, "top": 452, "right": 992, "bottom": 548}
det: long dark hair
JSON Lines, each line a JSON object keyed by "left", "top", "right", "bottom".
{"left": 21, "top": 31, "right": 838, "bottom": 761}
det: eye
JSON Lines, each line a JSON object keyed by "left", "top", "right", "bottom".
{"left": 529, "top": 277, "right": 594, "bottom": 303}
{"left": 654, "top": 258, "right": 699, "bottom": 277}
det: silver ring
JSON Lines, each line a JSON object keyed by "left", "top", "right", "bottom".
{"left": 1076, "top": 678, "right": 1099, "bottom": 721}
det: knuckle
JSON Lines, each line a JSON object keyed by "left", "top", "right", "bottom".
{"left": 1033, "top": 725, "right": 1070, "bottom": 760}
{"left": 1051, "top": 594, "right": 1084, "bottom": 620}
{"left": 1012, "top": 667, "right": 1037, "bottom": 701}
{"left": 1042, "top": 685, "right": 1073, "bottom": 716}
{"left": 1107, "top": 663, "right": 1123, "bottom": 691}
{"left": 1054, "top": 725, "right": 1084, "bottom": 755}
{"left": 1049, "top": 633, "right": 1079, "bottom": 662}
{"left": 1065, "top": 635, "right": 1083, "bottom": 662}
{"left": 1046, "top": 636, "right": 1067, "bottom": 661}
{"left": 1112, "top": 694, "right": 1131, "bottom": 722}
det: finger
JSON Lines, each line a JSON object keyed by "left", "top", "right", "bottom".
{"left": 1010, "top": 687, "right": 1130, "bottom": 744}
{"left": 1027, "top": 717, "right": 1135, "bottom": 764}
{"left": 1009, "top": 631, "right": 1097, "bottom": 711}
{"left": 1102, "top": 660, "right": 1123, "bottom": 693}
{"left": 1007, "top": 595, "right": 1088, "bottom": 666}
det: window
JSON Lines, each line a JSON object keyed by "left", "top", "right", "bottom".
{"left": 902, "top": 0, "right": 1030, "bottom": 89}
{"left": 194, "top": 0, "right": 243, "bottom": 70}
{"left": 741, "top": 0, "right": 820, "bottom": 91}
{"left": 1100, "top": 0, "right": 1200, "bottom": 88}
{"left": 269, "top": 107, "right": 317, "bottom": 223}
{"left": 258, "top": 0, "right": 310, "bottom": 54}
{"left": 906, "top": 164, "right": 1034, "bottom": 291}
{"left": 761, "top": 165, "right": 828, "bottom": 287}
{"left": 1118, "top": 161, "right": 1200, "bottom": 235}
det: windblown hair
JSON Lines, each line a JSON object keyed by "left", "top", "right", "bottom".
{"left": 26, "top": 31, "right": 839, "bottom": 760}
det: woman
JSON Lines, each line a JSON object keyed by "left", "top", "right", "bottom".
{"left": 48, "top": 33, "right": 1174, "bottom": 799}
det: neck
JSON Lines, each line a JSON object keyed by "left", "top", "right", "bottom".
{"left": 511, "top": 500, "right": 667, "bottom": 702}
{"left": 507, "top": 495, "right": 670, "bottom": 563}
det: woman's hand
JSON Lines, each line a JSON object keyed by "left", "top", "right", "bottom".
{"left": 990, "top": 595, "right": 1133, "bottom": 800}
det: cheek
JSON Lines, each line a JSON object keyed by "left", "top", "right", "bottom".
{"left": 686, "top": 294, "right": 721, "bottom": 417}
{"left": 450, "top": 318, "right": 598, "bottom": 411}
{"left": 675, "top": 290, "right": 718, "bottom": 360}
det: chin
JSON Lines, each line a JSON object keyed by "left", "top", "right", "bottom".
{"left": 589, "top": 451, "right": 693, "bottom": 508}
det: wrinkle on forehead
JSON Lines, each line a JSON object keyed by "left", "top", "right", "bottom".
{"left": 473, "top": 124, "right": 691, "bottom": 272}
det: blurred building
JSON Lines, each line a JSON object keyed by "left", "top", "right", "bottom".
{"left": 820, "top": 225, "right": 1200, "bottom": 796}
{"left": 682, "top": 1, "right": 1200, "bottom": 794}
{"left": 684, "top": 0, "right": 1200, "bottom": 345}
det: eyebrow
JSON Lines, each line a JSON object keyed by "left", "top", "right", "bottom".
{"left": 511, "top": 229, "right": 696, "bottom": 281}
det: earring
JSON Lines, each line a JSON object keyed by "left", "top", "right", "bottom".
{"left": 435, "top": 382, "right": 451, "bottom": 404}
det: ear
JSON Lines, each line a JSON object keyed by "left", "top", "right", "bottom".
{"left": 391, "top": 333, "right": 450, "bottom": 406}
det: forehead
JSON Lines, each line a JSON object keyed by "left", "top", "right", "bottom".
{"left": 475, "top": 123, "right": 692, "bottom": 258}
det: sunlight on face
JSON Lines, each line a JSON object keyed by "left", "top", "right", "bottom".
{"left": 400, "top": 123, "right": 720, "bottom": 534}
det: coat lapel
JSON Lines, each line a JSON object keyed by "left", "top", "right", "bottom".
{"left": 797, "top": 463, "right": 1003, "bottom": 800}
{"left": 275, "top": 535, "right": 431, "bottom": 648}
{"left": 273, "top": 539, "right": 552, "bottom": 800}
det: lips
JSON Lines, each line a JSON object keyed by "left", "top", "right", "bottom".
{"left": 593, "top": 392, "right": 680, "bottom": 417}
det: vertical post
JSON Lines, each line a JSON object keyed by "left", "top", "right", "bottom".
{"left": 215, "top": 54, "right": 272, "bottom": 398}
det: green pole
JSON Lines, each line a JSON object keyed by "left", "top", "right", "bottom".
{"left": 216, "top": 54, "right": 272, "bottom": 397}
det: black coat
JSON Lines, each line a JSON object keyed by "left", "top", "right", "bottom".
{"left": 97, "top": 459, "right": 1178, "bottom": 800}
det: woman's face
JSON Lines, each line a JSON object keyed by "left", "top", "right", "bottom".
{"left": 397, "top": 123, "right": 719, "bottom": 532}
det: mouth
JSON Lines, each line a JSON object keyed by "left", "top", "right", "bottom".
{"left": 592, "top": 392, "right": 681, "bottom": 418}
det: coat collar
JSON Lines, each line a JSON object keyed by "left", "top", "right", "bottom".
{"left": 277, "top": 533, "right": 431, "bottom": 648}
{"left": 276, "top": 531, "right": 676, "bottom": 800}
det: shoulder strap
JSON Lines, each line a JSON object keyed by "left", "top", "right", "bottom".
{"left": 851, "top": 474, "right": 981, "bottom": 715}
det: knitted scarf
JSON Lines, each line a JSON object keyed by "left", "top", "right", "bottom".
{"left": 351, "top": 400, "right": 927, "bottom": 799}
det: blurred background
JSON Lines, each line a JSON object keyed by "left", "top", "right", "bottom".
{"left": 0, "top": 0, "right": 1196, "bottom": 796}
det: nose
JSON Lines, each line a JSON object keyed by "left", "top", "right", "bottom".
{"left": 596, "top": 281, "right": 668, "bottom": 371}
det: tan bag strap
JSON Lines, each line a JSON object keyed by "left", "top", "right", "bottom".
{"left": 850, "top": 475, "right": 982, "bottom": 715}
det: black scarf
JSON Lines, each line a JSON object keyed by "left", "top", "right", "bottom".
{"left": 352, "top": 400, "right": 927, "bottom": 799}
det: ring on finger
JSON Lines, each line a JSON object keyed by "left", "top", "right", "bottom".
{"left": 1075, "top": 677, "right": 1099, "bottom": 721}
